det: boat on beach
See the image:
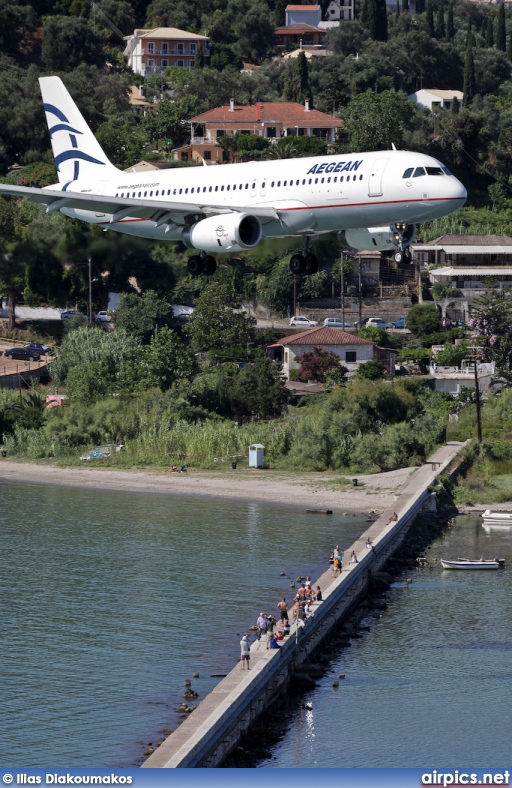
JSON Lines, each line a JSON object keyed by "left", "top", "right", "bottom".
{"left": 482, "top": 510, "right": 512, "bottom": 525}
{"left": 440, "top": 557, "right": 505, "bottom": 570}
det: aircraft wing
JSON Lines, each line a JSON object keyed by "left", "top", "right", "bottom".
{"left": 0, "top": 183, "right": 279, "bottom": 223}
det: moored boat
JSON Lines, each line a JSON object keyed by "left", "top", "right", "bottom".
{"left": 482, "top": 510, "right": 512, "bottom": 525}
{"left": 440, "top": 557, "right": 505, "bottom": 570}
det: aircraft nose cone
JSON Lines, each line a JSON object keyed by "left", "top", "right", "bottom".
{"left": 445, "top": 176, "right": 467, "bottom": 204}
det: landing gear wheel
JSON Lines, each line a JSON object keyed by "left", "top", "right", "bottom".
{"left": 394, "top": 250, "right": 405, "bottom": 265}
{"left": 202, "top": 255, "right": 217, "bottom": 276}
{"left": 304, "top": 254, "right": 318, "bottom": 275}
{"left": 290, "top": 254, "right": 305, "bottom": 275}
{"left": 187, "top": 255, "right": 204, "bottom": 276}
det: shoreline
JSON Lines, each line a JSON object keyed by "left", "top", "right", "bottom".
{"left": 0, "top": 459, "right": 420, "bottom": 512}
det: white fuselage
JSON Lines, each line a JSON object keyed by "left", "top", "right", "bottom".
{"left": 60, "top": 150, "right": 467, "bottom": 245}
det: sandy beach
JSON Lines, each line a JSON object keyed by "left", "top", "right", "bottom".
{"left": 0, "top": 459, "right": 419, "bottom": 512}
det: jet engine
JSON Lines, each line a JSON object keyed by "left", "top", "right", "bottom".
{"left": 182, "top": 213, "right": 262, "bottom": 253}
{"left": 340, "top": 224, "right": 416, "bottom": 252}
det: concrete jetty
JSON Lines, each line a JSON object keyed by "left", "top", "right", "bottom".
{"left": 143, "top": 441, "right": 467, "bottom": 769}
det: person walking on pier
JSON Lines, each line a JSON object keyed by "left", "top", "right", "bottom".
{"left": 332, "top": 556, "right": 341, "bottom": 577}
{"left": 257, "top": 613, "right": 268, "bottom": 640}
{"left": 277, "top": 598, "right": 289, "bottom": 621}
{"left": 240, "top": 635, "right": 251, "bottom": 670}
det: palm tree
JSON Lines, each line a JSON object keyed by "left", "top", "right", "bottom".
{"left": 265, "top": 138, "right": 298, "bottom": 159}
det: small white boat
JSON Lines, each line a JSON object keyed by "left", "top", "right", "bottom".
{"left": 482, "top": 523, "right": 512, "bottom": 534}
{"left": 482, "top": 510, "right": 512, "bottom": 525}
{"left": 440, "top": 558, "right": 505, "bottom": 570}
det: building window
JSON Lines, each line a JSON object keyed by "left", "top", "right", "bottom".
{"left": 181, "top": 153, "right": 188, "bottom": 161}
{"left": 161, "top": 43, "right": 168, "bottom": 54}
{"left": 267, "top": 127, "right": 277, "bottom": 138}
{"left": 190, "top": 43, "right": 196, "bottom": 54}
{"left": 177, "top": 43, "right": 184, "bottom": 54}
{"left": 346, "top": 351, "right": 356, "bottom": 362}
{"left": 147, "top": 42, "right": 154, "bottom": 53}
{"left": 162, "top": 59, "right": 168, "bottom": 67}
{"left": 204, "top": 150, "right": 211, "bottom": 160}
{"left": 217, "top": 130, "right": 225, "bottom": 137}
{"left": 177, "top": 59, "right": 184, "bottom": 67}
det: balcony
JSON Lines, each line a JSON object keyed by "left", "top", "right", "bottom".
{"left": 143, "top": 47, "right": 203, "bottom": 56}
{"left": 144, "top": 65, "right": 194, "bottom": 73}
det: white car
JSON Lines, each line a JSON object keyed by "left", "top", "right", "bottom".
{"left": 95, "top": 311, "right": 112, "bottom": 323}
{"left": 366, "top": 318, "right": 393, "bottom": 330}
{"left": 289, "top": 316, "right": 318, "bottom": 327}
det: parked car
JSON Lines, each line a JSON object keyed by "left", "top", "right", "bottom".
{"left": 323, "top": 317, "right": 352, "bottom": 328}
{"left": 353, "top": 317, "right": 371, "bottom": 329}
{"left": 3, "top": 347, "right": 41, "bottom": 361}
{"left": 95, "top": 311, "right": 112, "bottom": 323}
{"left": 366, "top": 318, "right": 393, "bottom": 330}
{"left": 61, "top": 310, "right": 87, "bottom": 320}
{"left": 24, "top": 342, "right": 52, "bottom": 354}
{"left": 289, "top": 316, "right": 319, "bottom": 327}
{"left": 391, "top": 316, "right": 407, "bottom": 329}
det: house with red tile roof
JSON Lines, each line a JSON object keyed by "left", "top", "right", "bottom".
{"left": 267, "top": 327, "right": 375, "bottom": 378}
{"left": 173, "top": 99, "right": 342, "bottom": 163}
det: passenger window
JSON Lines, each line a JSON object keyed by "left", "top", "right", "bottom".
{"left": 209, "top": 186, "right": 212, "bottom": 192}
{"left": 132, "top": 192, "right": 135, "bottom": 198}
{"left": 150, "top": 191, "right": 153, "bottom": 196}
{"left": 245, "top": 184, "right": 248, "bottom": 189}
{"left": 327, "top": 177, "right": 331, "bottom": 183}
{"left": 271, "top": 181, "right": 275, "bottom": 187}
{"left": 308, "top": 178, "right": 312, "bottom": 184}
{"left": 340, "top": 176, "right": 344, "bottom": 182}
{"left": 302, "top": 179, "right": 306, "bottom": 185}
{"left": 334, "top": 177, "right": 337, "bottom": 182}
{"left": 413, "top": 167, "right": 426, "bottom": 177}
{"left": 144, "top": 191, "right": 147, "bottom": 196}
{"left": 262, "top": 183, "right": 266, "bottom": 189}
{"left": 138, "top": 192, "right": 141, "bottom": 197}
{"left": 185, "top": 188, "right": 188, "bottom": 194}
{"left": 191, "top": 188, "right": 194, "bottom": 194}
{"left": 321, "top": 178, "right": 324, "bottom": 183}
{"left": 167, "top": 189, "right": 170, "bottom": 195}
{"left": 403, "top": 168, "right": 414, "bottom": 178}
{"left": 233, "top": 184, "right": 236, "bottom": 190}
{"left": 173, "top": 189, "right": 176, "bottom": 195}
{"left": 156, "top": 191, "right": 159, "bottom": 196}
{"left": 315, "top": 178, "right": 318, "bottom": 184}
{"left": 426, "top": 167, "right": 444, "bottom": 175}
{"left": 277, "top": 181, "right": 281, "bottom": 187}
{"left": 227, "top": 185, "right": 230, "bottom": 191}
{"left": 179, "top": 189, "right": 182, "bottom": 194}
{"left": 203, "top": 187, "right": 206, "bottom": 192}
{"left": 296, "top": 179, "right": 300, "bottom": 185}
{"left": 252, "top": 183, "right": 255, "bottom": 189}
{"left": 215, "top": 186, "right": 218, "bottom": 192}
{"left": 284, "top": 180, "right": 287, "bottom": 186}
{"left": 359, "top": 174, "right": 363, "bottom": 180}
{"left": 221, "top": 185, "right": 224, "bottom": 191}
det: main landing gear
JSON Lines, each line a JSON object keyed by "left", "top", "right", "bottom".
{"left": 187, "top": 252, "right": 217, "bottom": 276}
{"left": 289, "top": 238, "right": 319, "bottom": 276}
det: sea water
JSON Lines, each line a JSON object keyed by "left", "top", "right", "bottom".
{"left": 266, "top": 513, "right": 512, "bottom": 767}
{"left": 0, "top": 480, "right": 366, "bottom": 767}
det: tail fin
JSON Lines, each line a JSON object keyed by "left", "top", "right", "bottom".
{"left": 39, "top": 76, "right": 119, "bottom": 186}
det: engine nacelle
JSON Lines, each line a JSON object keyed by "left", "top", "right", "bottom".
{"left": 341, "top": 224, "right": 416, "bottom": 251}
{"left": 182, "top": 213, "right": 262, "bottom": 253}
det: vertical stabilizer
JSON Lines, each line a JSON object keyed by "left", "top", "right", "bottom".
{"left": 39, "top": 76, "right": 119, "bottom": 186}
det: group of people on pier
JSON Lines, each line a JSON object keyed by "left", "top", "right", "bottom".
{"left": 240, "top": 578, "right": 323, "bottom": 669}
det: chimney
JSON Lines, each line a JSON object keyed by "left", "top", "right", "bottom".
{"left": 229, "top": 98, "right": 235, "bottom": 112}
{"left": 305, "top": 99, "right": 310, "bottom": 112}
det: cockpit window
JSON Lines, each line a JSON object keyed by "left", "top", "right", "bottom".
{"left": 403, "top": 168, "right": 414, "bottom": 178}
{"left": 426, "top": 167, "right": 444, "bottom": 175}
{"left": 441, "top": 166, "right": 452, "bottom": 176}
{"left": 413, "top": 167, "right": 426, "bottom": 178}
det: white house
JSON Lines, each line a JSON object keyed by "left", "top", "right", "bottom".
{"left": 285, "top": 4, "right": 322, "bottom": 25}
{"left": 123, "top": 27, "right": 210, "bottom": 76}
{"left": 324, "top": 0, "right": 354, "bottom": 22}
{"left": 267, "top": 326, "right": 374, "bottom": 378}
{"left": 407, "top": 89, "right": 463, "bottom": 111}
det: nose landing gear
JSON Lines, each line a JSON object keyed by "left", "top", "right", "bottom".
{"left": 187, "top": 252, "right": 217, "bottom": 276}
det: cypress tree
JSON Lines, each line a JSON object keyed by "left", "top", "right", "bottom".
{"left": 496, "top": 3, "right": 506, "bottom": 52}
{"left": 507, "top": 28, "right": 512, "bottom": 60}
{"left": 194, "top": 47, "right": 204, "bottom": 69}
{"left": 284, "top": 51, "right": 312, "bottom": 104}
{"left": 451, "top": 95, "right": 459, "bottom": 114}
{"left": 436, "top": 5, "right": 446, "bottom": 39}
{"left": 446, "top": 1, "right": 454, "bottom": 41}
{"left": 485, "top": 15, "right": 494, "bottom": 48}
{"left": 466, "top": 18, "right": 475, "bottom": 49}
{"left": 403, "top": 0, "right": 409, "bottom": 12}
{"left": 426, "top": 0, "right": 435, "bottom": 37}
{"left": 416, "top": 0, "right": 425, "bottom": 12}
{"left": 463, "top": 44, "right": 476, "bottom": 107}
{"left": 378, "top": 0, "right": 389, "bottom": 41}
{"left": 396, "top": 0, "right": 400, "bottom": 20}
{"left": 366, "top": 0, "right": 388, "bottom": 41}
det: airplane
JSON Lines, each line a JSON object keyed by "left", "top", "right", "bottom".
{"left": 0, "top": 76, "right": 467, "bottom": 276}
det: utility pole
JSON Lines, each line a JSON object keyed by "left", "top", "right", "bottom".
{"left": 473, "top": 355, "right": 482, "bottom": 443}
{"left": 293, "top": 274, "right": 297, "bottom": 316}
{"left": 88, "top": 257, "right": 92, "bottom": 324}
{"left": 340, "top": 256, "right": 345, "bottom": 328}
{"left": 358, "top": 255, "right": 362, "bottom": 329}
